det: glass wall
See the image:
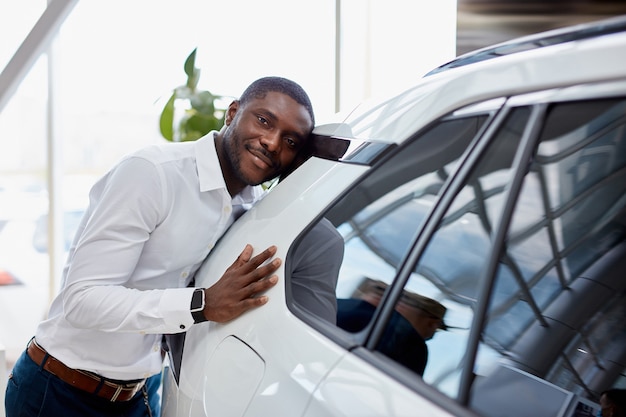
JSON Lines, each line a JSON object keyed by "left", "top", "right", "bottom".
{"left": 0, "top": 0, "right": 457, "bottom": 369}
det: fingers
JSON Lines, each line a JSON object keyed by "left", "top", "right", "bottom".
{"left": 247, "top": 245, "right": 278, "bottom": 269}
{"left": 203, "top": 245, "right": 281, "bottom": 323}
{"left": 232, "top": 244, "right": 253, "bottom": 266}
{"left": 229, "top": 245, "right": 279, "bottom": 284}
{"left": 231, "top": 245, "right": 277, "bottom": 271}
{"left": 242, "top": 269, "right": 279, "bottom": 299}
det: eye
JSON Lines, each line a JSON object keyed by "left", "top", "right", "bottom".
{"left": 285, "top": 137, "right": 297, "bottom": 148}
{"left": 257, "top": 115, "right": 269, "bottom": 126}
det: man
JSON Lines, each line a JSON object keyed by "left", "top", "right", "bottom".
{"left": 5, "top": 76, "right": 315, "bottom": 417}
{"left": 337, "top": 278, "right": 448, "bottom": 376}
{"left": 599, "top": 389, "right": 626, "bottom": 417}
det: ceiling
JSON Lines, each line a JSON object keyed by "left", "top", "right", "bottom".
{"left": 457, "top": 0, "right": 626, "bottom": 54}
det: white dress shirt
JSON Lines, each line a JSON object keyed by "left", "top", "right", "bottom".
{"left": 35, "top": 132, "right": 263, "bottom": 380}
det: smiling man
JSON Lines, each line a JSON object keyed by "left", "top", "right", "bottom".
{"left": 218, "top": 88, "right": 313, "bottom": 196}
{"left": 5, "top": 77, "right": 315, "bottom": 417}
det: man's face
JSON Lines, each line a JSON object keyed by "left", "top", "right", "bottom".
{"left": 221, "top": 91, "right": 313, "bottom": 186}
{"left": 423, "top": 316, "right": 442, "bottom": 341}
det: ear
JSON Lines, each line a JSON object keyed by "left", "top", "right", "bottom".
{"left": 224, "top": 100, "right": 240, "bottom": 126}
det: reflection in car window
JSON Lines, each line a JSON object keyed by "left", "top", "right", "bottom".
{"left": 476, "top": 98, "right": 626, "bottom": 408}
{"left": 328, "top": 115, "right": 490, "bottom": 297}
{"left": 400, "top": 107, "right": 530, "bottom": 397}
{"left": 289, "top": 115, "right": 490, "bottom": 325}
{"left": 318, "top": 112, "right": 496, "bottom": 386}
{"left": 290, "top": 93, "right": 626, "bottom": 413}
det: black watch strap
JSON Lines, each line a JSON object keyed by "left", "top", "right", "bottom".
{"left": 190, "top": 288, "right": 207, "bottom": 324}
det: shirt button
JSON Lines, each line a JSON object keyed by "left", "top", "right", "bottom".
{"left": 180, "top": 324, "right": 186, "bottom": 330}
{"left": 181, "top": 271, "right": 189, "bottom": 279}
{"left": 207, "top": 243, "right": 214, "bottom": 250}
{"left": 153, "top": 346, "right": 160, "bottom": 352}
{"left": 224, "top": 206, "right": 231, "bottom": 214}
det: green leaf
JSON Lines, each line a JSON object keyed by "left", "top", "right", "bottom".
{"left": 186, "top": 113, "right": 217, "bottom": 138}
{"left": 159, "top": 48, "right": 227, "bottom": 142}
{"left": 184, "top": 48, "right": 197, "bottom": 78}
{"left": 184, "top": 48, "right": 199, "bottom": 91}
{"left": 159, "top": 93, "right": 177, "bottom": 141}
{"left": 190, "top": 91, "right": 216, "bottom": 114}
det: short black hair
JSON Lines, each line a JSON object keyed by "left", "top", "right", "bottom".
{"left": 240, "top": 76, "right": 315, "bottom": 127}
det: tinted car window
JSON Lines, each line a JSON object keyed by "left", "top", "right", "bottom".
{"left": 387, "top": 107, "right": 530, "bottom": 397}
{"left": 326, "top": 114, "right": 491, "bottom": 297}
{"left": 471, "top": 97, "right": 626, "bottom": 415}
{"left": 290, "top": 110, "right": 495, "bottom": 381}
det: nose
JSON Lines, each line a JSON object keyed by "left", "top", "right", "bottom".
{"left": 260, "top": 131, "right": 281, "bottom": 154}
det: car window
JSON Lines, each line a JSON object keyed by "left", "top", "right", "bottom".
{"left": 287, "top": 112, "right": 493, "bottom": 328}
{"left": 379, "top": 107, "right": 531, "bottom": 397}
{"left": 329, "top": 114, "right": 492, "bottom": 293}
{"left": 470, "top": 97, "right": 626, "bottom": 416}
{"left": 288, "top": 108, "right": 498, "bottom": 377}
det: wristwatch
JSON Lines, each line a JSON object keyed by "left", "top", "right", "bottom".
{"left": 190, "top": 288, "right": 207, "bottom": 323}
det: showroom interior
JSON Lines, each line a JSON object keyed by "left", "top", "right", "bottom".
{"left": 2, "top": 1, "right": 626, "bottom": 416}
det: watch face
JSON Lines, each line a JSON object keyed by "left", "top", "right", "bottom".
{"left": 191, "top": 289, "right": 208, "bottom": 324}
{"left": 191, "top": 289, "right": 205, "bottom": 311}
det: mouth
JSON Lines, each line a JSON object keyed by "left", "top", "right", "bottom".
{"left": 247, "top": 145, "right": 278, "bottom": 171}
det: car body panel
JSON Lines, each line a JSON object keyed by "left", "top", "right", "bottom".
{"left": 198, "top": 336, "right": 264, "bottom": 415}
{"left": 302, "top": 352, "right": 464, "bottom": 417}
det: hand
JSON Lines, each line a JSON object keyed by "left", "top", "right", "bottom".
{"left": 203, "top": 244, "right": 280, "bottom": 323}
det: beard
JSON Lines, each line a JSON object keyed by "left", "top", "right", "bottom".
{"left": 221, "top": 127, "right": 280, "bottom": 186}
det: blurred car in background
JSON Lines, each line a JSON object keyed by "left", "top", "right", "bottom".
{"left": 0, "top": 267, "right": 20, "bottom": 286}
{"left": 32, "top": 209, "right": 85, "bottom": 253}
{"left": 0, "top": 176, "right": 89, "bottom": 362}
{"left": 162, "top": 16, "right": 626, "bottom": 417}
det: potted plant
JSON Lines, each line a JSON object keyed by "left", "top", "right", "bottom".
{"left": 159, "top": 48, "right": 227, "bottom": 142}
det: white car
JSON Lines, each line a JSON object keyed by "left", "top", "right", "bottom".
{"left": 162, "top": 16, "right": 626, "bottom": 417}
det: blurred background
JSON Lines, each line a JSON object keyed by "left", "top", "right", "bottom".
{"left": 458, "top": 0, "right": 626, "bottom": 54}
{"left": 1, "top": 0, "right": 625, "bottom": 381}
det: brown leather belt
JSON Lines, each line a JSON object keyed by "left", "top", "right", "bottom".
{"left": 27, "top": 339, "right": 145, "bottom": 402}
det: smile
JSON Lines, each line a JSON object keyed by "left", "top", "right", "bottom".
{"left": 247, "top": 146, "right": 278, "bottom": 170}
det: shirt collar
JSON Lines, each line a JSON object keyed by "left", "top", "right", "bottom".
{"left": 195, "top": 131, "right": 264, "bottom": 204}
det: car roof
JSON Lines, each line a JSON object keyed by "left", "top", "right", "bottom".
{"left": 316, "top": 15, "right": 626, "bottom": 148}
{"left": 426, "top": 14, "right": 626, "bottom": 76}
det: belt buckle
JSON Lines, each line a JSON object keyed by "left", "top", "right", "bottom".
{"left": 109, "top": 379, "right": 145, "bottom": 402}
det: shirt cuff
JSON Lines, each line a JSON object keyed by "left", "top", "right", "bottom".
{"left": 159, "top": 288, "right": 197, "bottom": 332}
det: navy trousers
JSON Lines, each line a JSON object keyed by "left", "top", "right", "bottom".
{"left": 5, "top": 348, "right": 161, "bottom": 417}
